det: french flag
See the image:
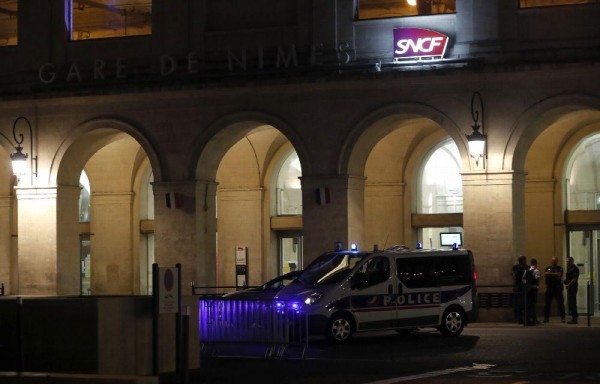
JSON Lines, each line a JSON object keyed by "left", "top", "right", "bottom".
{"left": 165, "top": 192, "right": 180, "bottom": 209}
{"left": 315, "top": 187, "right": 331, "bottom": 205}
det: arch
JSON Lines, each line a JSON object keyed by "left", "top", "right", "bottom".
{"left": 193, "top": 111, "right": 311, "bottom": 181}
{"left": 521, "top": 95, "right": 600, "bottom": 277}
{"left": 342, "top": 102, "right": 469, "bottom": 177}
{"left": 51, "top": 117, "right": 162, "bottom": 186}
{"left": 50, "top": 117, "right": 161, "bottom": 295}
{"left": 505, "top": 93, "right": 600, "bottom": 172}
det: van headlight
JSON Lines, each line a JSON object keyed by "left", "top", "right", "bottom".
{"left": 304, "top": 292, "right": 323, "bottom": 305}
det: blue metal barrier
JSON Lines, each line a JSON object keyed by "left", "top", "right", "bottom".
{"left": 198, "top": 298, "right": 308, "bottom": 359}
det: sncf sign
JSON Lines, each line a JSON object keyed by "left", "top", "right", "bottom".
{"left": 393, "top": 28, "right": 449, "bottom": 60}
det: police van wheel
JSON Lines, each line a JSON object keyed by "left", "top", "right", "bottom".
{"left": 440, "top": 307, "right": 465, "bottom": 337}
{"left": 326, "top": 314, "right": 354, "bottom": 343}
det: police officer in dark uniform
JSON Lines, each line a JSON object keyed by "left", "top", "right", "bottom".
{"left": 564, "top": 256, "right": 580, "bottom": 324}
{"left": 512, "top": 255, "right": 527, "bottom": 324}
{"left": 523, "top": 258, "right": 540, "bottom": 326}
{"left": 543, "top": 256, "right": 566, "bottom": 323}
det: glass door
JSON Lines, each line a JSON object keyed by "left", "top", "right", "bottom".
{"left": 278, "top": 231, "right": 303, "bottom": 275}
{"left": 567, "top": 229, "right": 598, "bottom": 316}
{"left": 80, "top": 234, "right": 91, "bottom": 295}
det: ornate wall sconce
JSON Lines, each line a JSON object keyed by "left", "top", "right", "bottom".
{"left": 465, "top": 91, "right": 487, "bottom": 167}
{"left": 0, "top": 116, "right": 38, "bottom": 185}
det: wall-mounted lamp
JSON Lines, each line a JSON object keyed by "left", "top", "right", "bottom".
{"left": 465, "top": 91, "right": 487, "bottom": 167}
{"left": 0, "top": 116, "right": 37, "bottom": 184}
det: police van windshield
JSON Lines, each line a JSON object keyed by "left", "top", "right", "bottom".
{"left": 298, "top": 252, "right": 366, "bottom": 286}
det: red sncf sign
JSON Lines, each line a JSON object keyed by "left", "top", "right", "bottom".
{"left": 393, "top": 28, "right": 449, "bottom": 60}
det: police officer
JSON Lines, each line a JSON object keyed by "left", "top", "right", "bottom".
{"left": 512, "top": 255, "right": 527, "bottom": 324}
{"left": 564, "top": 256, "right": 580, "bottom": 324}
{"left": 543, "top": 256, "right": 566, "bottom": 323}
{"left": 523, "top": 258, "right": 541, "bottom": 326}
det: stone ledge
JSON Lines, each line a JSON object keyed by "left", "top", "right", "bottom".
{"left": 0, "top": 372, "right": 158, "bottom": 384}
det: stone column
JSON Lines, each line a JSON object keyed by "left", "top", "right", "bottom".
{"left": 525, "top": 178, "right": 558, "bottom": 268}
{"left": 153, "top": 181, "right": 199, "bottom": 288}
{"left": 0, "top": 195, "right": 11, "bottom": 293}
{"left": 15, "top": 187, "right": 59, "bottom": 295}
{"left": 462, "top": 171, "right": 526, "bottom": 285}
{"left": 56, "top": 185, "right": 82, "bottom": 295}
{"left": 301, "top": 175, "right": 366, "bottom": 265}
{"left": 195, "top": 180, "right": 218, "bottom": 287}
{"left": 217, "top": 187, "right": 264, "bottom": 286}
{"left": 364, "top": 182, "right": 406, "bottom": 251}
{"left": 90, "top": 192, "right": 135, "bottom": 294}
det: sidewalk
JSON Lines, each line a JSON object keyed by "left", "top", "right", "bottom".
{"left": 470, "top": 316, "right": 600, "bottom": 328}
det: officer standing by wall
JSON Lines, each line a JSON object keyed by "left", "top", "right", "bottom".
{"left": 543, "top": 256, "right": 566, "bottom": 323}
{"left": 564, "top": 256, "right": 580, "bottom": 324}
{"left": 512, "top": 255, "right": 528, "bottom": 324}
{"left": 523, "top": 258, "right": 541, "bottom": 326}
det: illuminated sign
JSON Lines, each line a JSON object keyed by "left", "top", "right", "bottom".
{"left": 393, "top": 28, "right": 449, "bottom": 61}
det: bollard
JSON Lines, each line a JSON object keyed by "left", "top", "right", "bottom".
{"left": 16, "top": 296, "right": 23, "bottom": 372}
{"left": 587, "top": 281, "right": 591, "bottom": 327}
{"left": 180, "top": 306, "right": 190, "bottom": 384}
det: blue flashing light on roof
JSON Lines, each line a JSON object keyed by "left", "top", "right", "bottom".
{"left": 416, "top": 242, "right": 423, "bottom": 249}
{"left": 452, "top": 243, "right": 459, "bottom": 250}
{"left": 350, "top": 243, "right": 358, "bottom": 251}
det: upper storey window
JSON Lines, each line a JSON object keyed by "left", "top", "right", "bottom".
{"left": 358, "top": 0, "right": 456, "bottom": 20}
{"left": 520, "top": 0, "right": 599, "bottom": 7}
{"left": 0, "top": 0, "right": 17, "bottom": 46}
{"left": 70, "top": 0, "right": 152, "bottom": 41}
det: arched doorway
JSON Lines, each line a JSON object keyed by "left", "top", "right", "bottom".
{"left": 355, "top": 109, "right": 466, "bottom": 252}
{"left": 273, "top": 150, "right": 303, "bottom": 275}
{"left": 215, "top": 127, "right": 303, "bottom": 286}
{"left": 564, "top": 133, "right": 600, "bottom": 316}
{"left": 522, "top": 104, "right": 600, "bottom": 317}
{"left": 56, "top": 125, "right": 158, "bottom": 295}
{"left": 194, "top": 115, "right": 307, "bottom": 288}
{"left": 417, "top": 139, "right": 463, "bottom": 248}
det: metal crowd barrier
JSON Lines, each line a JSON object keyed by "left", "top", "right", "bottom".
{"left": 198, "top": 298, "right": 308, "bottom": 359}
{"left": 190, "top": 283, "right": 258, "bottom": 297}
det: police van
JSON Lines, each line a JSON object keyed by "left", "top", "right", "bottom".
{"left": 275, "top": 244, "right": 479, "bottom": 342}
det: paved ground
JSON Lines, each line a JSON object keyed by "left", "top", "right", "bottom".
{"left": 172, "top": 316, "right": 600, "bottom": 384}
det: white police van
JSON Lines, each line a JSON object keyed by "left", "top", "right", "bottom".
{"left": 275, "top": 244, "right": 479, "bottom": 342}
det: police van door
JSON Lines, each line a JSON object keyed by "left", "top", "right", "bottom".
{"left": 395, "top": 256, "right": 441, "bottom": 327}
{"left": 349, "top": 255, "right": 395, "bottom": 331}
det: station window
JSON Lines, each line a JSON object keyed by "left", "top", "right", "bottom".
{"left": 276, "top": 151, "right": 302, "bottom": 215}
{"left": 70, "top": 0, "right": 152, "bottom": 41}
{"left": 358, "top": 0, "right": 456, "bottom": 20}
{"left": 565, "top": 133, "right": 600, "bottom": 211}
{"left": 0, "top": 0, "right": 17, "bottom": 46}
{"left": 418, "top": 139, "right": 462, "bottom": 214}
{"left": 79, "top": 170, "right": 91, "bottom": 222}
{"left": 520, "top": 0, "right": 599, "bottom": 8}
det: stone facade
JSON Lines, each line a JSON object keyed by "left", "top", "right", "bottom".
{"left": 0, "top": 0, "right": 599, "bottom": 304}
